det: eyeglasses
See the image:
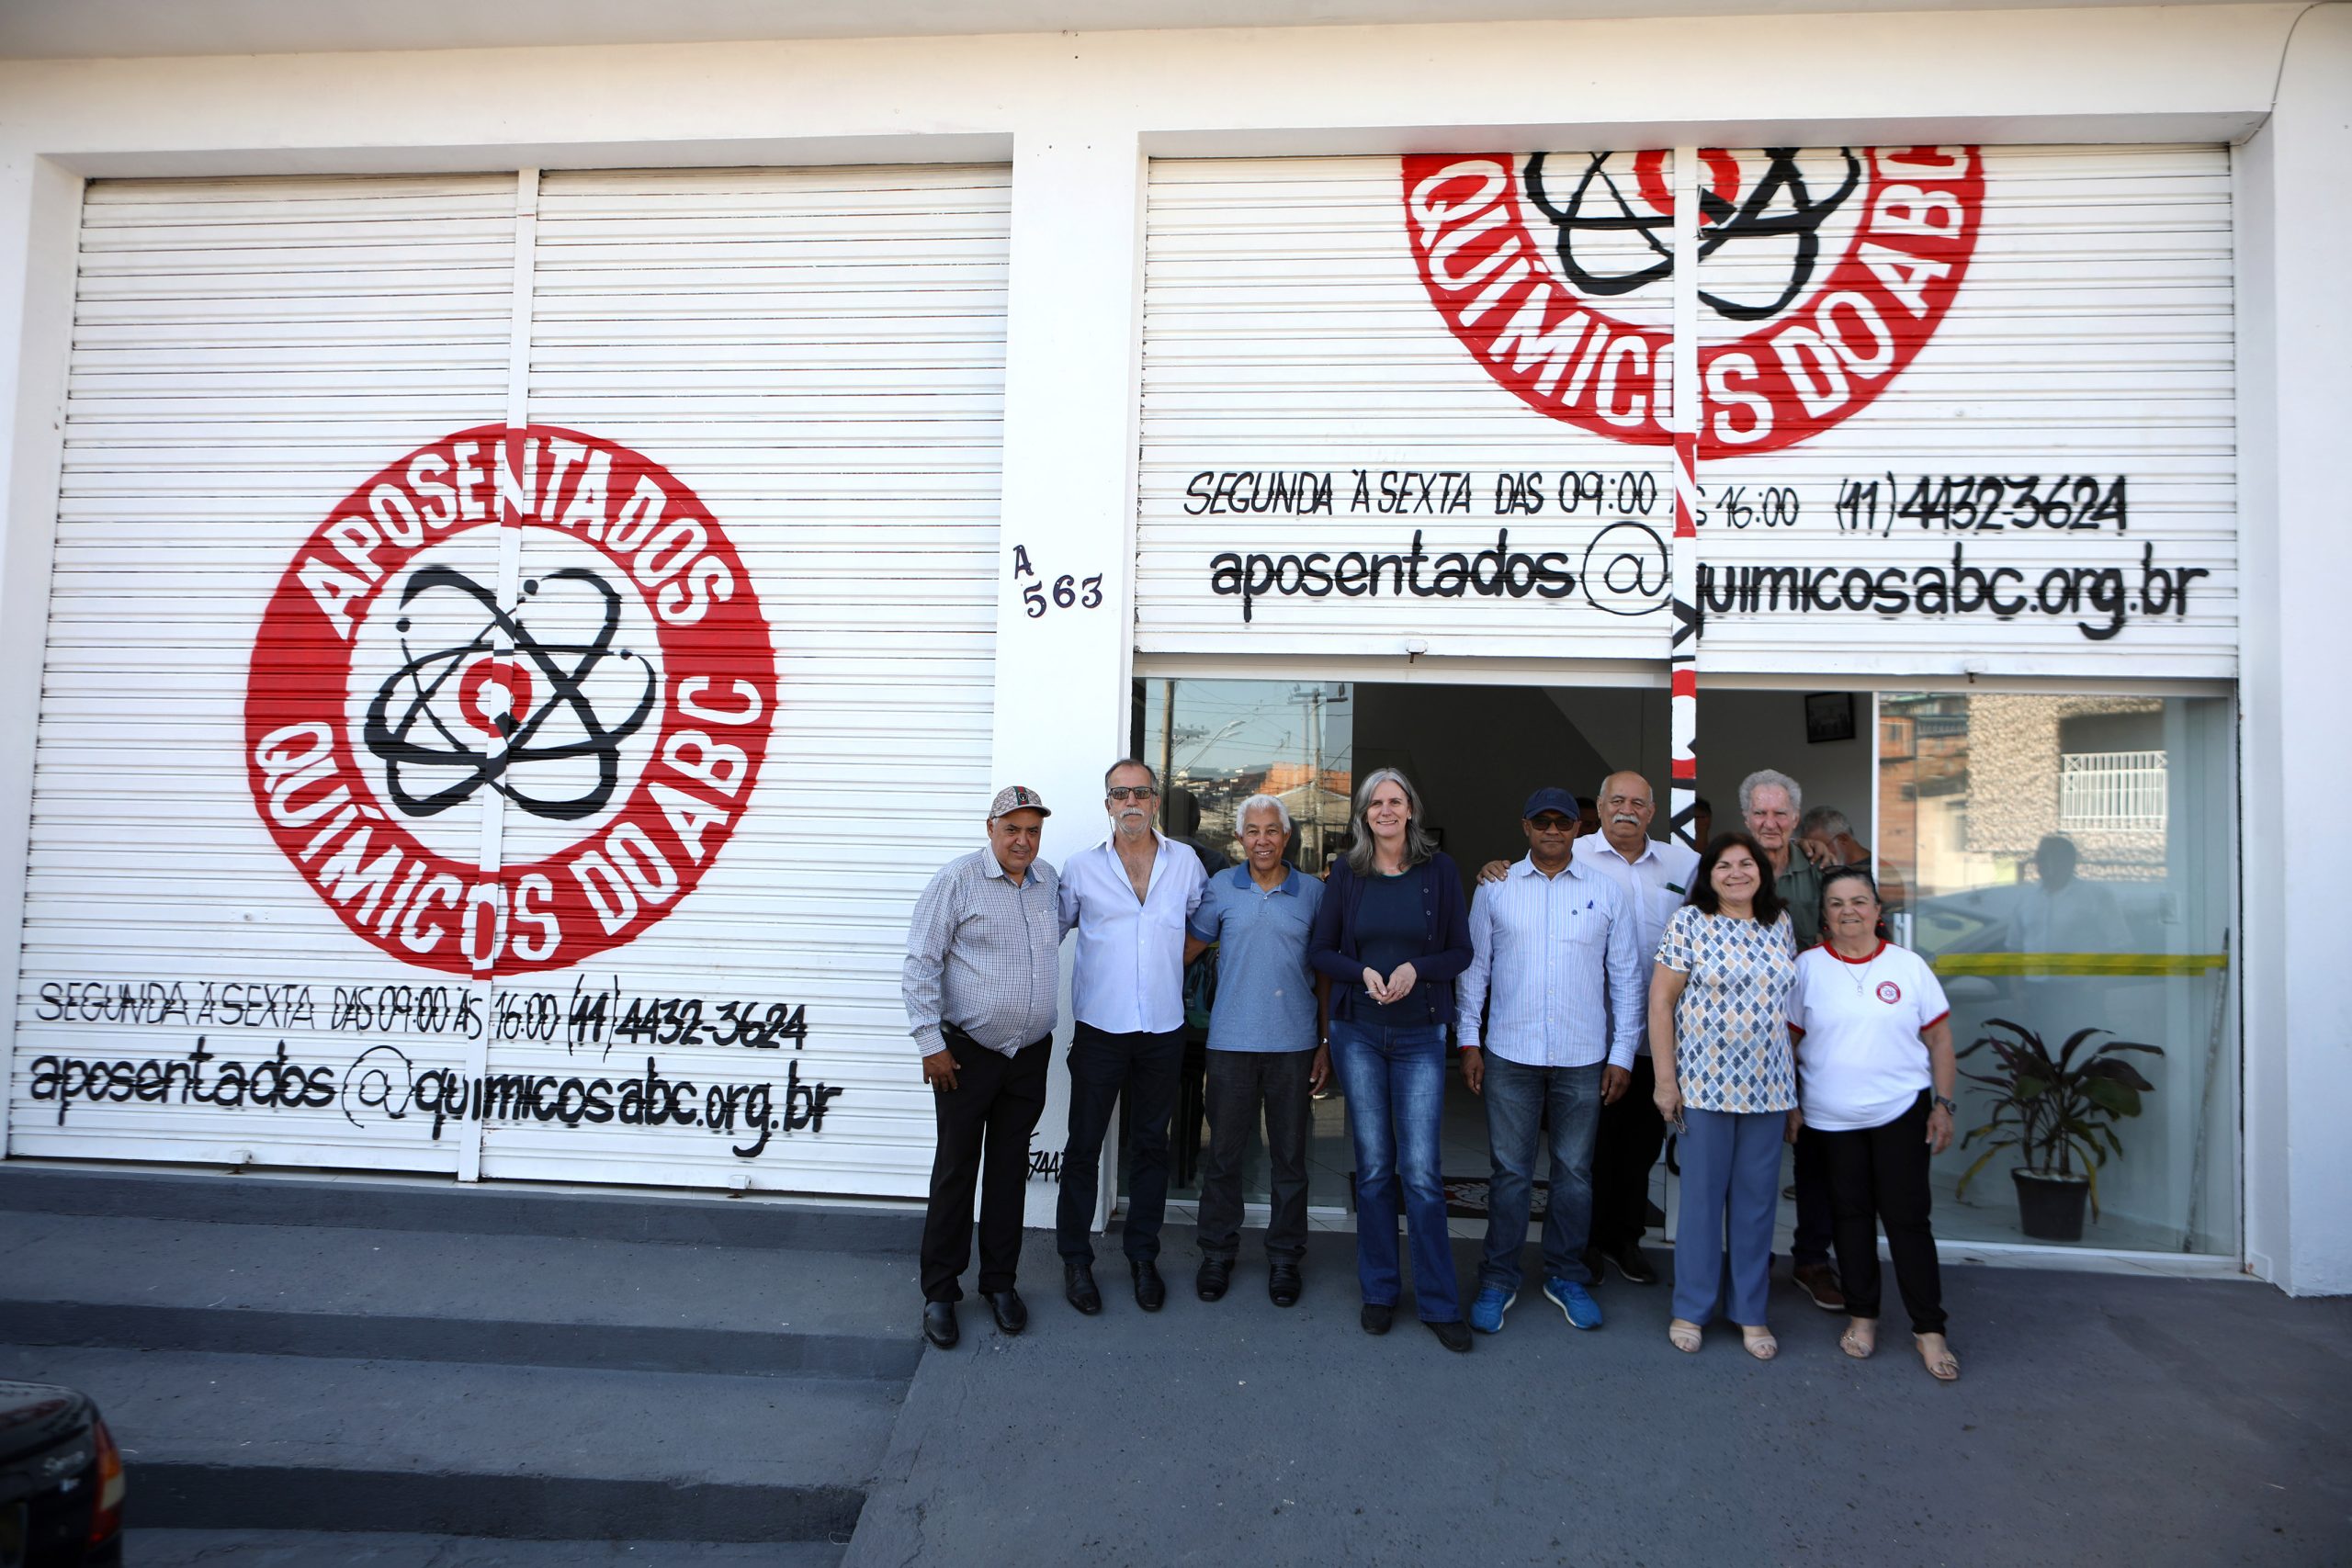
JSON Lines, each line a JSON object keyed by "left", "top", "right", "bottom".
{"left": 1106, "top": 786, "right": 1159, "bottom": 802}
{"left": 1528, "top": 815, "right": 1575, "bottom": 830}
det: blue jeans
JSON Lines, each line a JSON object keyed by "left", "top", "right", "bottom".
{"left": 1476, "top": 1055, "right": 1602, "bottom": 1294}
{"left": 1671, "top": 1107, "right": 1785, "bottom": 1327}
{"left": 1330, "top": 1019, "right": 1460, "bottom": 1322}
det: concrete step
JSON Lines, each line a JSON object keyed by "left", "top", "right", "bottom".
{"left": 0, "top": 1164, "right": 923, "bottom": 1255}
{"left": 0, "top": 1209, "right": 922, "bottom": 1380}
{"left": 0, "top": 1167, "right": 934, "bottom": 1552}
{"left": 135, "top": 1531, "right": 844, "bottom": 1566}
{"left": 4, "top": 1344, "right": 895, "bottom": 1541}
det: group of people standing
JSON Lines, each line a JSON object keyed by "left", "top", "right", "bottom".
{"left": 902, "top": 758, "right": 1961, "bottom": 1382}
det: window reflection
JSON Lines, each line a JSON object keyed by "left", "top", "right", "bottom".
{"left": 1879, "top": 694, "right": 2235, "bottom": 1255}
{"left": 1140, "top": 679, "right": 1355, "bottom": 873}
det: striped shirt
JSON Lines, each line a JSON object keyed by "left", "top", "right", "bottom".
{"left": 1572, "top": 831, "right": 1702, "bottom": 1055}
{"left": 901, "top": 846, "right": 1064, "bottom": 1059}
{"left": 1457, "top": 854, "right": 1645, "bottom": 1071}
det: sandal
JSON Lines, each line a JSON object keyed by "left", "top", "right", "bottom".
{"left": 1840, "top": 1320, "right": 1877, "bottom": 1359}
{"left": 1668, "top": 1319, "right": 1702, "bottom": 1354}
{"left": 1915, "top": 1333, "right": 1960, "bottom": 1382}
{"left": 1740, "top": 1325, "right": 1779, "bottom": 1361}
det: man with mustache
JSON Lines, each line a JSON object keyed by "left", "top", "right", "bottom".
{"left": 1573, "top": 770, "right": 1702, "bottom": 1284}
{"left": 1055, "top": 758, "right": 1209, "bottom": 1315}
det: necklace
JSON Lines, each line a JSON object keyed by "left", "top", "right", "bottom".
{"left": 1831, "top": 941, "right": 1881, "bottom": 999}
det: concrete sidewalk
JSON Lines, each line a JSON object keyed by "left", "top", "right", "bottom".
{"left": 845, "top": 1231, "right": 2350, "bottom": 1567}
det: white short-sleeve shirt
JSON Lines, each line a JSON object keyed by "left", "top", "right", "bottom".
{"left": 1786, "top": 941, "right": 1951, "bottom": 1132}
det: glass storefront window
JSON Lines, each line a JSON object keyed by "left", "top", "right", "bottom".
{"left": 1137, "top": 679, "right": 1359, "bottom": 1211}
{"left": 1878, "top": 694, "right": 2237, "bottom": 1255}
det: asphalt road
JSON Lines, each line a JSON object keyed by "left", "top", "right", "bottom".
{"left": 846, "top": 1230, "right": 2350, "bottom": 1567}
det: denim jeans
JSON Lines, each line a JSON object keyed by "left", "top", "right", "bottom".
{"left": 1476, "top": 1054, "right": 1602, "bottom": 1294}
{"left": 1329, "top": 1018, "right": 1460, "bottom": 1322}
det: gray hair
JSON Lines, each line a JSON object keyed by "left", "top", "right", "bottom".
{"left": 1345, "top": 767, "right": 1436, "bottom": 876}
{"left": 1235, "top": 794, "right": 1292, "bottom": 833}
{"left": 1799, "top": 805, "right": 1853, "bottom": 839}
{"left": 1595, "top": 769, "right": 1655, "bottom": 806}
{"left": 1103, "top": 757, "right": 1159, "bottom": 792}
{"left": 1738, "top": 768, "right": 1804, "bottom": 818}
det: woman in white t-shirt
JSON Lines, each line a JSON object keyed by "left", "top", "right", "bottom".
{"left": 1786, "top": 866, "right": 1961, "bottom": 1382}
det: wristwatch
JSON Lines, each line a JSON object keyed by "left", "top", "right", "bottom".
{"left": 1933, "top": 1094, "right": 1959, "bottom": 1115}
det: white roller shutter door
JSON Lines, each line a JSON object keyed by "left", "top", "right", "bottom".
{"left": 484, "top": 165, "right": 1009, "bottom": 1194}
{"left": 1693, "top": 144, "right": 2235, "bottom": 678}
{"left": 10, "top": 165, "right": 1010, "bottom": 1200}
{"left": 1136, "top": 146, "right": 2234, "bottom": 680}
{"left": 14, "top": 175, "right": 515, "bottom": 1172}
{"left": 1139, "top": 156, "right": 1676, "bottom": 663}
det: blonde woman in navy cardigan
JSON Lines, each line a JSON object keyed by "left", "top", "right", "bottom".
{"left": 1307, "top": 768, "right": 1476, "bottom": 1350}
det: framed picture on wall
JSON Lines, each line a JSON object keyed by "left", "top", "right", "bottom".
{"left": 1804, "top": 692, "right": 1857, "bottom": 744}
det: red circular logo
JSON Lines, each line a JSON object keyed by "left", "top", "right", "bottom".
{"left": 1403, "top": 147, "right": 1984, "bottom": 452}
{"left": 1876, "top": 980, "right": 1904, "bottom": 1005}
{"left": 245, "top": 425, "right": 777, "bottom": 976}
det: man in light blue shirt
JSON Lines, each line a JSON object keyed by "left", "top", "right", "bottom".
{"left": 1457, "top": 787, "right": 1644, "bottom": 1336}
{"left": 1182, "top": 795, "right": 1327, "bottom": 1308}
{"left": 1053, "top": 758, "right": 1209, "bottom": 1316}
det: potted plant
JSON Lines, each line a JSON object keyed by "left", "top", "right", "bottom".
{"left": 1954, "top": 1018, "right": 2161, "bottom": 1242}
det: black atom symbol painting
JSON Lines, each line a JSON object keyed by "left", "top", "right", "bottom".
{"left": 362, "top": 564, "right": 657, "bottom": 822}
{"left": 1524, "top": 148, "right": 1862, "bottom": 321}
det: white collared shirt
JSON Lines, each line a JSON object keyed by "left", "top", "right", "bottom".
{"left": 1572, "top": 830, "right": 1702, "bottom": 1055}
{"left": 1457, "top": 854, "right": 1645, "bottom": 1070}
{"left": 1057, "top": 829, "right": 1210, "bottom": 1033}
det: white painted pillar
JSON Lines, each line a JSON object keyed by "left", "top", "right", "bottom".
{"left": 985, "top": 127, "right": 1148, "bottom": 1229}
{"left": 2236, "top": 6, "right": 2352, "bottom": 1295}
{"left": 0, "top": 156, "right": 81, "bottom": 1156}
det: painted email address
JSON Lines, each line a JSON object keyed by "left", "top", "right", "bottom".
{"left": 22, "top": 1039, "right": 842, "bottom": 1159}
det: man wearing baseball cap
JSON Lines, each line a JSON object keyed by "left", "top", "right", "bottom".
{"left": 1455, "top": 787, "right": 1645, "bottom": 1337}
{"left": 902, "top": 784, "right": 1061, "bottom": 1349}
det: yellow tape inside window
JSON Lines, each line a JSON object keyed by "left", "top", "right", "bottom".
{"left": 1929, "top": 953, "right": 2230, "bottom": 978}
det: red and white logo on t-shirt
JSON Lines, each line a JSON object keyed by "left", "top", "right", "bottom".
{"left": 1875, "top": 980, "right": 1903, "bottom": 1004}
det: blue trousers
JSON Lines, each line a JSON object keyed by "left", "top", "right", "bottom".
{"left": 1477, "top": 1055, "right": 1602, "bottom": 1293}
{"left": 1672, "top": 1107, "right": 1785, "bottom": 1327}
{"left": 1330, "top": 1019, "right": 1460, "bottom": 1322}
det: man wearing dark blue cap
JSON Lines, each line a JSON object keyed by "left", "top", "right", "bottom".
{"left": 1455, "top": 787, "right": 1644, "bottom": 1337}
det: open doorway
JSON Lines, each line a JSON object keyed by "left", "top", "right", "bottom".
{"left": 1131, "top": 675, "right": 1879, "bottom": 1254}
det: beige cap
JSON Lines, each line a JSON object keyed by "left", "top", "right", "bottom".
{"left": 988, "top": 784, "right": 1051, "bottom": 819}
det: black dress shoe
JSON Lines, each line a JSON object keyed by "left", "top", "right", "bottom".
{"left": 1132, "top": 1258, "right": 1167, "bottom": 1312}
{"left": 922, "top": 1301, "right": 958, "bottom": 1349}
{"left": 1196, "top": 1256, "right": 1232, "bottom": 1303}
{"left": 1360, "top": 1302, "right": 1395, "bottom": 1336}
{"left": 982, "top": 1289, "right": 1027, "bottom": 1335}
{"left": 1065, "top": 1260, "right": 1102, "bottom": 1315}
{"left": 1268, "top": 1260, "right": 1303, "bottom": 1308}
{"left": 1600, "top": 1245, "right": 1658, "bottom": 1286}
{"left": 1427, "top": 1318, "right": 1473, "bottom": 1353}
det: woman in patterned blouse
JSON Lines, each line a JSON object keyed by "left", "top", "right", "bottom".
{"left": 1648, "top": 830, "right": 1801, "bottom": 1360}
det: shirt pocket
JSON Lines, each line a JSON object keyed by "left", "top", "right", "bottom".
{"left": 1146, "top": 887, "right": 1191, "bottom": 937}
{"left": 1558, "top": 903, "right": 1609, "bottom": 952}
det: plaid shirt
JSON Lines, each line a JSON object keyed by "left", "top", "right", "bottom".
{"left": 902, "top": 847, "right": 1063, "bottom": 1058}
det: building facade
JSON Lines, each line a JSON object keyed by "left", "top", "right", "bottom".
{"left": 0, "top": 3, "right": 2345, "bottom": 1292}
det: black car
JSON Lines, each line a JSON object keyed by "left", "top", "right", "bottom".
{"left": 0, "top": 1382, "right": 122, "bottom": 1568}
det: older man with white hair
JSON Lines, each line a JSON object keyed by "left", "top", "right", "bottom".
{"left": 1182, "top": 794, "right": 1329, "bottom": 1306}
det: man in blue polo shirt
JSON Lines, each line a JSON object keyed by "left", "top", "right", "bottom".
{"left": 1183, "top": 793, "right": 1328, "bottom": 1307}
